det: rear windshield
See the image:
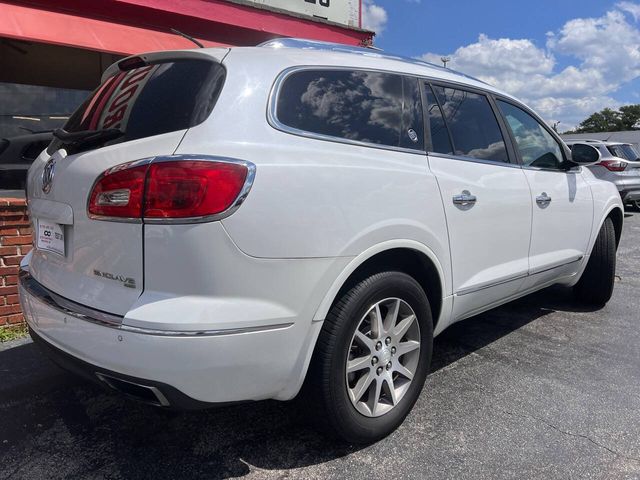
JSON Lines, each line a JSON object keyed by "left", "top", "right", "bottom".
{"left": 608, "top": 144, "right": 640, "bottom": 161}
{"left": 49, "top": 59, "right": 225, "bottom": 154}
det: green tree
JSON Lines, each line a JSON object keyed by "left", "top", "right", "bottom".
{"left": 574, "top": 108, "right": 624, "bottom": 133}
{"left": 619, "top": 104, "right": 640, "bottom": 130}
{"left": 571, "top": 104, "right": 640, "bottom": 133}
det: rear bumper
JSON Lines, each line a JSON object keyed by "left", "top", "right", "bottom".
{"left": 621, "top": 190, "right": 640, "bottom": 203}
{"left": 28, "top": 327, "right": 219, "bottom": 409}
{"left": 19, "top": 266, "right": 322, "bottom": 405}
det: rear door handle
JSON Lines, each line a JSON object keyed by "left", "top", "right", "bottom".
{"left": 536, "top": 192, "right": 552, "bottom": 206}
{"left": 452, "top": 190, "right": 477, "bottom": 206}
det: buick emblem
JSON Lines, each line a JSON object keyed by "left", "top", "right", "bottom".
{"left": 42, "top": 157, "right": 56, "bottom": 194}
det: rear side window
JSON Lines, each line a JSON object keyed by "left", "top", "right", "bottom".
{"left": 55, "top": 59, "right": 225, "bottom": 151}
{"left": 275, "top": 69, "right": 424, "bottom": 151}
{"left": 431, "top": 85, "right": 509, "bottom": 163}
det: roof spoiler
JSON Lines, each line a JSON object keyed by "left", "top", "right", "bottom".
{"left": 101, "top": 49, "right": 229, "bottom": 83}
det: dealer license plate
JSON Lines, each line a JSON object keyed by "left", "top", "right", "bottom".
{"left": 37, "top": 220, "right": 65, "bottom": 256}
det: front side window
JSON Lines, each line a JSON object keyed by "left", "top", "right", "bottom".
{"left": 276, "top": 69, "right": 424, "bottom": 150}
{"left": 431, "top": 85, "right": 509, "bottom": 163}
{"left": 497, "top": 100, "right": 564, "bottom": 169}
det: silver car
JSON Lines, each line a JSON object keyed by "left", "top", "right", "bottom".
{"left": 565, "top": 140, "right": 640, "bottom": 209}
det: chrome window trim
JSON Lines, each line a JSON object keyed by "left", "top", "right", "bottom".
{"left": 522, "top": 165, "right": 582, "bottom": 174}
{"left": 267, "top": 65, "right": 525, "bottom": 158}
{"left": 427, "top": 151, "right": 523, "bottom": 169}
{"left": 267, "top": 65, "right": 427, "bottom": 156}
{"left": 86, "top": 155, "right": 256, "bottom": 225}
{"left": 19, "top": 268, "right": 292, "bottom": 337}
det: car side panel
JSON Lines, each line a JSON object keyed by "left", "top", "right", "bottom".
{"left": 175, "top": 54, "right": 453, "bottom": 296}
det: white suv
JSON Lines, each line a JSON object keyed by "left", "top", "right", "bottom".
{"left": 19, "top": 39, "right": 623, "bottom": 443}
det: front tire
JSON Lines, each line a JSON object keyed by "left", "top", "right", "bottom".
{"left": 574, "top": 217, "right": 616, "bottom": 306}
{"left": 305, "top": 271, "right": 433, "bottom": 444}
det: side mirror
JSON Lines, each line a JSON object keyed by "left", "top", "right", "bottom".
{"left": 569, "top": 143, "right": 601, "bottom": 166}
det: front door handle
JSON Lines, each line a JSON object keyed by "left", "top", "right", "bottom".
{"left": 452, "top": 190, "right": 477, "bottom": 206}
{"left": 536, "top": 192, "right": 552, "bottom": 206}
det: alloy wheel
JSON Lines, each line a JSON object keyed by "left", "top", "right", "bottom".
{"left": 345, "top": 297, "right": 421, "bottom": 417}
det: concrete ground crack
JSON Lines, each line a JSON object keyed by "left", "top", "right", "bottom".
{"left": 497, "top": 408, "right": 640, "bottom": 463}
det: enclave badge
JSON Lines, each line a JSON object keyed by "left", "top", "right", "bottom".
{"left": 42, "top": 157, "right": 56, "bottom": 194}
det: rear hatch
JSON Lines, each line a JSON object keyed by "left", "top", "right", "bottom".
{"left": 607, "top": 144, "right": 640, "bottom": 176}
{"left": 26, "top": 50, "right": 228, "bottom": 315}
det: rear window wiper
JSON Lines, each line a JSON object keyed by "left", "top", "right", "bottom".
{"left": 53, "top": 128, "right": 124, "bottom": 144}
{"left": 52, "top": 128, "right": 124, "bottom": 153}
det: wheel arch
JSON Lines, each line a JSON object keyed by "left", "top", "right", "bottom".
{"left": 607, "top": 206, "right": 623, "bottom": 248}
{"left": 313, "top": 241, "right": 447, "bottom": 331}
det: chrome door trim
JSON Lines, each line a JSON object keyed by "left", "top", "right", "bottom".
{"left": 19, "top": 268, "right": 292, "bottom": 337}
{"left": 529, "top": 256, "right": 584, "bottom": 276}
{"left": 455, "top": 256, "right": 584, "bottom": 296}
{"left": 455, "top": 273, "right": 528, "bottom": 296}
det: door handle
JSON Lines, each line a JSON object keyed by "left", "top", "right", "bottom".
{"left": 452, "top": 190, "right": 477, "bottom": 206}
{"left": 536, "top": 192, "right": 552, "bottom": 206}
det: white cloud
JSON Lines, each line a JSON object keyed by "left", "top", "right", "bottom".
{"left": 618, "top": 1, "right": 640, "bottom": 21}
{"left": 362, "top": 0, "right": 388, "bottom": 33}
{"left": 419, "top": 3, "right": 640, "bottom": 130}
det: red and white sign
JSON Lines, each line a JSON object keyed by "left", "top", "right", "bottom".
{"left": 250, "top": 0, "right": 361, "bottom": 28}
{"left": 98, "top": 65, "right": 157, "bottom": 131}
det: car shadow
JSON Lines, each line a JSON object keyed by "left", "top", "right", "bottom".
{"left": 0, "top": 285, "right": 592, "bottom": 478}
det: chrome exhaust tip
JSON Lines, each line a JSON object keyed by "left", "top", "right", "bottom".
{"left": 95, "top": 372, "right": 170, "bottom": 407}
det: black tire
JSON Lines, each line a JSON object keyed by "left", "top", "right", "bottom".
{"left": 304, "top": 271, "right": 433, "bottom": 444}
{"left": 574, "top": 217, "right": 616, "bottom": 306}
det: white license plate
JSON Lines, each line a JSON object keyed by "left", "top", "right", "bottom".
{"left": 37, "top": 220, "right": 65, "bottom": 256}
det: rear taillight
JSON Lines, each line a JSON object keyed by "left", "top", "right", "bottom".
{"left": 88, "top": 164, "right": 147, "bottom": 219}
{"left": 88, "top": 159, "right": 250, "bottom": 221}
{"left": 598, "top": 160, "right": 627, "bottom": 172}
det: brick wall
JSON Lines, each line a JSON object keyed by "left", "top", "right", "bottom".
{"left": 0, "top": 198, "right": 31, "bottom": 326}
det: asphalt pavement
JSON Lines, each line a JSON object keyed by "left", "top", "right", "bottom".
{"left": 1, "top": 213, "right": 639, "bottom": 480}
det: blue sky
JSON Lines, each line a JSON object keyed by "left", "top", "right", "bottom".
{"left": 362, "top": 0, "right": 640, "bottom": 130}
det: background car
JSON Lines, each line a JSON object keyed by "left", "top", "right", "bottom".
{"left": 0, "top": 132, "right": 52, "bottom": 190}
{"left": 564, "top": 139, "right": 640, "bottom": 210}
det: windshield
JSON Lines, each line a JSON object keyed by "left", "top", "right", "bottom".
{"left": 48, "top": 59, "right": 226, "bottom": 154}
{"left": 608, "top": 144, "right": 640, "bottom": 161}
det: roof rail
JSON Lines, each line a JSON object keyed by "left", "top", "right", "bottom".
{"left": 258, "top": 38, "right": 487, "bottom": 85}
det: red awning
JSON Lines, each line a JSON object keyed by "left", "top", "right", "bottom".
{"left": 0, "top": 1, "right": 371, "bottom": 55}
{"left": 0, "top": 3, "right": 229, "bottom": 55}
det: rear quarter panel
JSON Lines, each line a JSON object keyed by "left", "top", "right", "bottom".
{"left": 174, "top": 49, "right": 452, "bottom": 294}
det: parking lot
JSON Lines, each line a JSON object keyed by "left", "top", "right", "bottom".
{"left": 0, "top": 212, "right": 639, "bottom": 479}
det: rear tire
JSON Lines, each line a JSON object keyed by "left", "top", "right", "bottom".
{"left": 304, "top": 271, "right": 433, "bottom": 444}
{"left": 574, "top": 217, "right": 616, "bottom": 307}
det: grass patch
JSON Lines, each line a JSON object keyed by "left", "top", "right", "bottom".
{"left": 0, "top": 324, "right": 28, "bottom": 343}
